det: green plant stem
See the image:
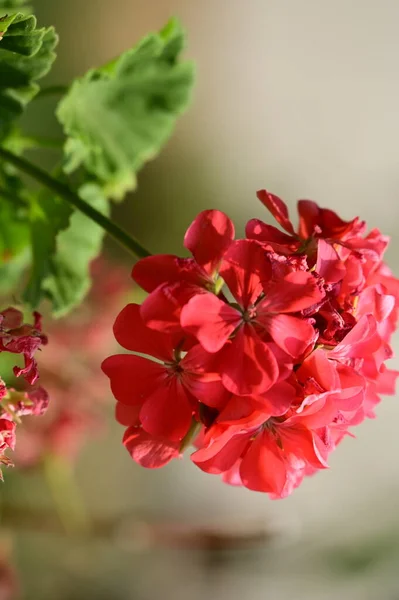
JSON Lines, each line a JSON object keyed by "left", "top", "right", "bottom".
{"left": 43, "top": 454, "right": 91, "bottom": 536}
{"left": 0, "top": 147, "right": 151, "bottom": 258}
{"left": 36, "top": 84, "right": 69, "bottom": 99}
{"left": 0, "top": 186, "right": 27, "bottom": 206}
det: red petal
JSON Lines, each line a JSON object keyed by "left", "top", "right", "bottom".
{"left": 132, "top": 255, "right": 208, "bottom": 292}
{"left": 261, "top": 314, "right": 317, "bottom": 357}
{"left": 297, "top": 200, "right": 320, "bottom": 239}
{"left": 298, "top": 200, "right": 360, "bottom": 240}
{"left": 181, "top": 344, "right": 230, "bottom": 408}
{"left": 219, "top": 325, "right": 279, "bottom": 395}
{"left": 280, "top": 425, "right": 329, "bottom": 469}
{"left": 181, "top": 293, "right": 241, "bottom": 353}
{"left": 123, "top": 427, "right": 181, "bottom": 468}
{"left": 259, "top": 271, "right": 324, "bottom": 313}
{"left": 255, "top": 381, "right": 297, "bottom": 416}
{"left": 184, "top": 210, "right": 235, "bottom": 275}
{"left": 316, "top": 239, "right": 346, "bottom": 284}
{"left": 245, "top": 219, "right": 299, "bottom": 252}
{"left": 256, "top": 190, "right": 295, "bottom": 235}
{"left": 191, "top": 428, "right": 250, "bottom": 474}
{"left": 141, "top": 282, "right": 203, "bottom": 334}
{"left": 217, "top": 396, "right": 267, "bottom": 424}
{"left": 116, "top": 402, "right": 141, "bottom": 426}
{"left": 220, "top": 239, "right": 271, "bottom": 309}
{"left": 297, "top": 349, "right": 339, "bottom": 392}
{"left": 114, "top": 303, "right": 175, "bottom": 361}
{"left": 140, "top": 378, "right": 193, "bottom": 441}
{"left": 240, "top": 430, "right": 287, "bottom": 495}
{"left": 102, "top": 354, "right": 165, "bottom": 405}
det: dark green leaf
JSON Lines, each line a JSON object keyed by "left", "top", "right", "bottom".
{"left": 0, "top": 12, "right": 58, "bottom": 135}
{"left": 57, "top": 18, "right": 195, "bottom": 200}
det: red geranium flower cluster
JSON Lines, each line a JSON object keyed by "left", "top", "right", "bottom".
{"left": 0, "top": 307, "right": 48, "bottom": 477}
{"left": 103, "top": 190, "right": 399, "bottom": 498}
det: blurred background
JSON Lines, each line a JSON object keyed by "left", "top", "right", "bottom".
{"left": 2, "top": 0, "right": 399, "bottom": 598}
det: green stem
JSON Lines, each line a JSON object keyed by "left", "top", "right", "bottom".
{"left": 36, "top": 84, "right": 69, "bottom": 99}
{"left": 43, "top": 454, "right": 91, "bottom": 536}
{"left": 0, "top": 147, "right": 151, "bottom": 259}
{"left": 0, "top": 186, "right": 27, "bottom": 206}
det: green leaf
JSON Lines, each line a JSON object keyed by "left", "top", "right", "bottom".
{"left": 0, "top": 197, "right": 29, "bottom": 259}
{"left": 57, "top": 18, "right": 195, "bottom": 200}
{"left": 41, "top": 183, "right": 109, "bottom": 317}
{"left": 23, "top": 190, "right": 72, "bottom": 309}
{"left": 0, "top": 12, "right": 58, "bottom": 136}
{"left": 23, "top": 184, "right": 109, "bottom": 317}
{"left": 0, "top": 1, "right": 30, "bottom": 10}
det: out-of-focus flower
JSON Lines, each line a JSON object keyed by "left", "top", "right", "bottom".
{"left": 103, "top": 194, "right": 399, "bottom": 498}
{"left": 15, "top": 259, "right": 130, "bottom": 468}
{"left": 0, "top": 307, "right": 47, "bottom": 477}
{"left": 0, "top": 541, "right": 19, "bottom": 600}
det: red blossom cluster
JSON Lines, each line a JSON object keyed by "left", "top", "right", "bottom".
{"left": 0, "top": 308, "right": 47, "bottom": 477}
{"left": 103, "top": 190, "right": 399, "bottom": 498}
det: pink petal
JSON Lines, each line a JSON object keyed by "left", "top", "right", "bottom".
{"left": 123, "top": 427, "right": 181, "bottom": 468}
{"left": 259, "top": 271, "right": 324, "bottom": 313}
{"left": 181, "top": 293, "right": 241, "bottom": 353}
{"left": 375, "top": 367, "right": 399, "bottom": 395}
{"left": 331, "top": 314, "right": 381, "bottom": 359}
{"left": 184, "top": 210, "right": 235, "bottom": 275}
{"left": 316, "top": 239, "right": 346, "bottom": 284}
{"left": 256, "top": 190, "right": 295, "bottom": 235}
{"left": 220, "top": 239, "right": 271, "bottom": 309}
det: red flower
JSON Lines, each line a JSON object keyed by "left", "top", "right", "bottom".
{"left": 104, "top": 190, "right": 399, "bottom": 497}
{"left": 102, "top": 303, "right": 228, "bottom": 463}
{"left": 133, "top": 210, "right": 235, "bottom": 332}
{"left": 181, "top": 239, "right": 324, "bottom": 394}
{"left": 192, "top": 408, "right": 330, "bottom": 497}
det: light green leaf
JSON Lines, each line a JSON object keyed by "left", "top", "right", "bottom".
{"left": 0, "top": 198, "right": 29, "bottom": 259}
{"left": 23, "top": 183, "right": 109, "bottom": 317}
{"left": 41, "top": 183, "right": 109, "bottom": 317}
{"left": 57, "top": 18, "right": 195, "bottom": 201}
{"left": 23, "top": 189, "right": 72, "bottom": 309}
{"left": 0, "top": 12, "right": 58, "bottom": 136}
